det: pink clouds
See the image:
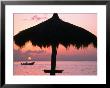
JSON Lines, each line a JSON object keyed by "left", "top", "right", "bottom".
{"left": 23, "top": 14, "right": 47, "bottom": 22}
{"left": 31, "top": 15, "right": 47, "bottom": 21}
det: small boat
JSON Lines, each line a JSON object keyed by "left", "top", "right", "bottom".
{"left": 21, "top": 62, "right": 35, "bottom": 65}
{"left": 21, "top": 56, "right": 35, "bottom": 65}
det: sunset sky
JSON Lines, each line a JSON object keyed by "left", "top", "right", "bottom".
{"left": 13, "top": 13, "right": 97, "bottom": 61}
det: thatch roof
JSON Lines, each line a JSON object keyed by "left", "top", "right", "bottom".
{"left": 14, "top": 13, "right": 97, "bottom": 49}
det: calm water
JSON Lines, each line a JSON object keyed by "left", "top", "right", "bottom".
{"left": 14, "top": 61, "right": 97, "bottom": 75}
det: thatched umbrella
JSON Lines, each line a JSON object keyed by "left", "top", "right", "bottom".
{"left": 14, "top": 13, "right": 97, "bottom": 75}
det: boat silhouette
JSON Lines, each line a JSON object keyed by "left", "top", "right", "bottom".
{"left": 21, "top": 57, "right": 35, "bottom": 65}
{"left": 21, "top": 61, "right": 35, "bottom": 65}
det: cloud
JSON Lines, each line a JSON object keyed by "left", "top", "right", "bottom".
{"left": 13, "top": 48, "right": 97, "bottom": 61}
{"left": 23, "top": 15, "right": 47, "bottom": 22}
{"left": 24, "top": 50, "right": 46, "bottom": 54}
{"left": 13, "top": 49, "right": 47, "bottom": 61}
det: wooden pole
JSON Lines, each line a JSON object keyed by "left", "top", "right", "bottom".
{"left": 50, "top": 45, "right": 57, "bottom": 75}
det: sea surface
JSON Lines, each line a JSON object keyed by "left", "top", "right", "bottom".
{"left": 14, "top": 61, "right": 97, "bottom": 75}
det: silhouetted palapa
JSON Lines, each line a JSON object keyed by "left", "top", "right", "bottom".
{"left": 14, "top": 13, "right": 97, "bottom": 75}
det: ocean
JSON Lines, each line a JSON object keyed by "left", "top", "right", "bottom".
{"left": 14, "top": 61, "right": 97, "bottom": 75}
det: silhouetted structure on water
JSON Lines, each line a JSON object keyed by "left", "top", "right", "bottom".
{"left": 14, "top": 13, "right": 97, "bottom": 75}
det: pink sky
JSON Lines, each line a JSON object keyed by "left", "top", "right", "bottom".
{"left": 13, "top": 13, "right": 97, "bottom": 61}
{"left": 14, "top": 13, "right": 97, "bottom": 36}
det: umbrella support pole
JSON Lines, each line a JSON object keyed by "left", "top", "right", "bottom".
{"left": 50, "top": 45, "right": 57, "bottom": 75}
{"left": 43, "top": 45, "right": 64, "bottom": 75}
